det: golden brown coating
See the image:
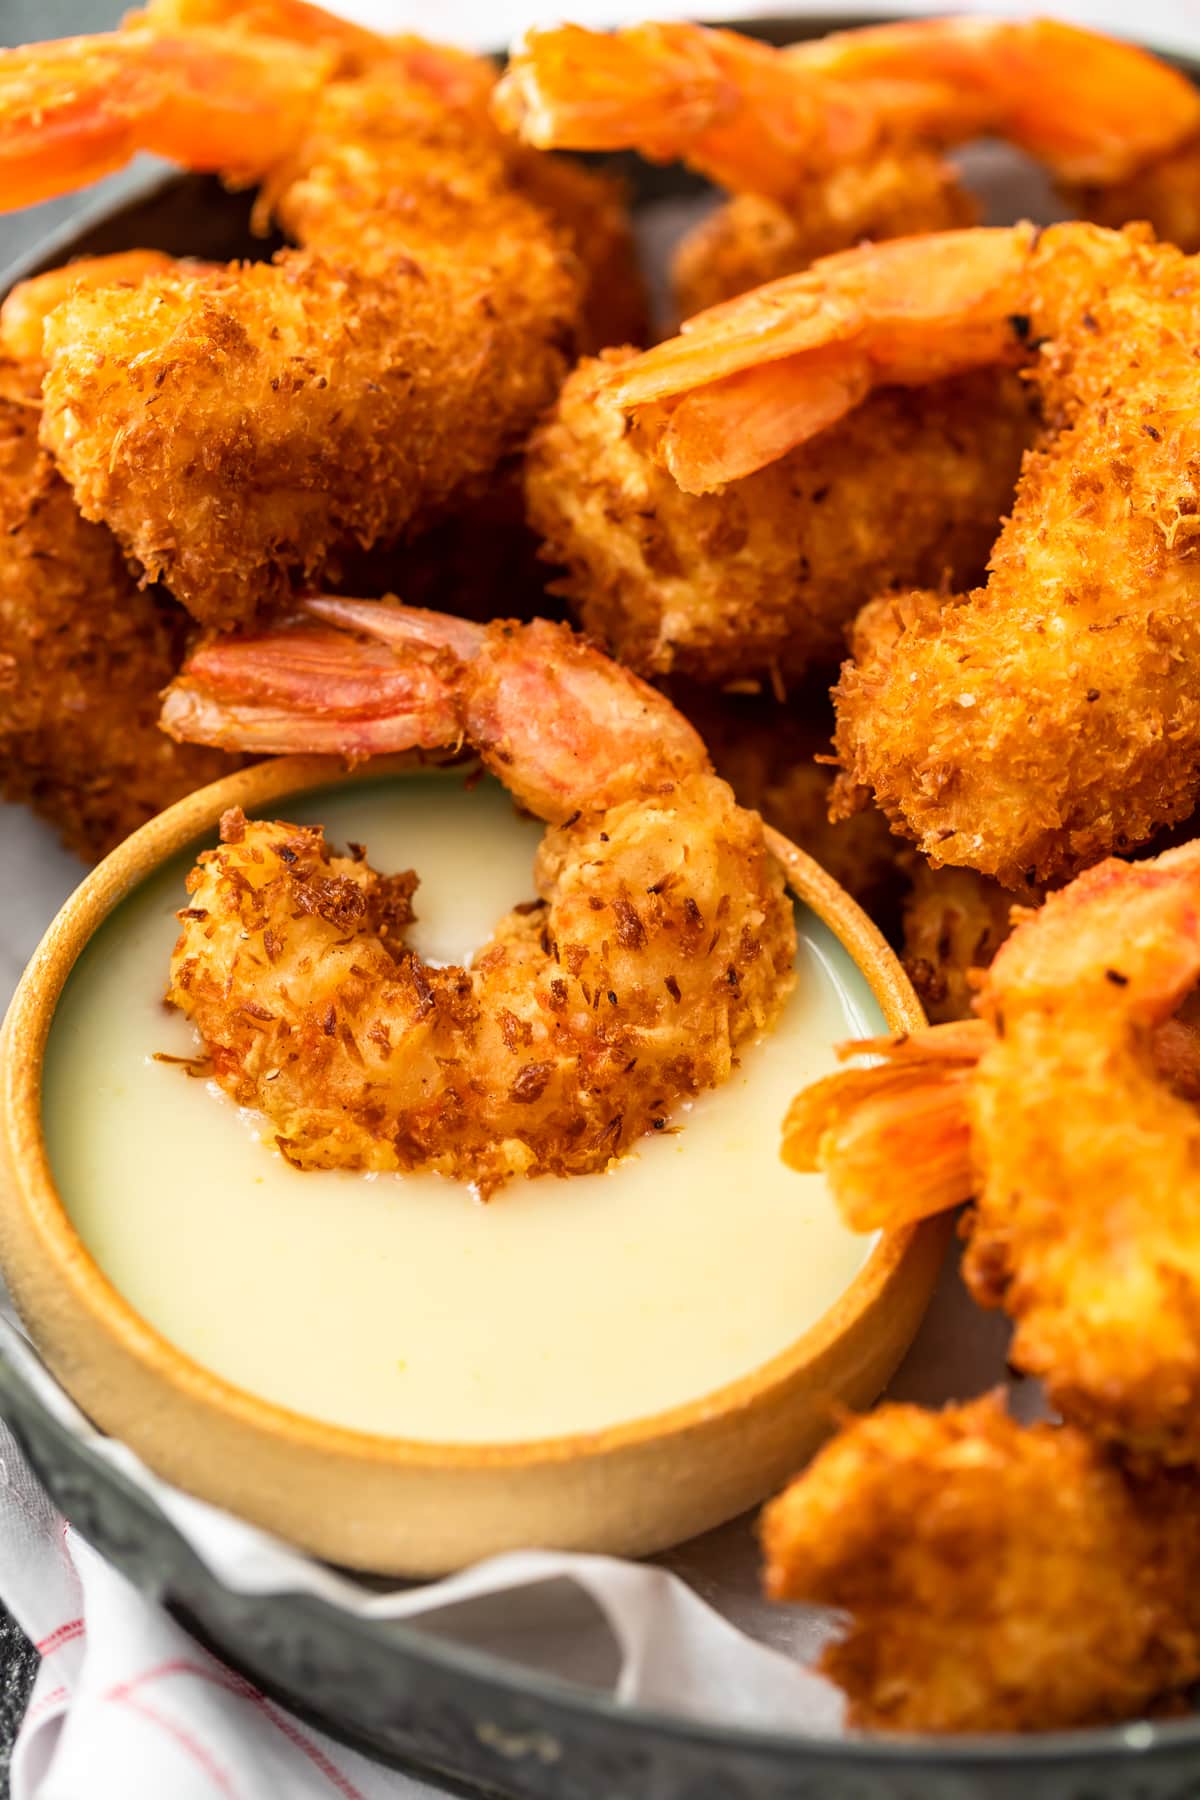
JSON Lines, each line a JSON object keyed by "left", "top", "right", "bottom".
{"left": 834, "top": 223, "right": 1200, "bottom": 887}
{"left": 668, "top": 680, "right": 901, "bottom": 916}
{"left": 169, "top": 772, "right": 793, "bottom": 1192}
{"left": 506, "top": 150, "right": 649, "bottom": 351}
{"left": 674, "top": 157, "right": 974, "bottom": 317}
{"left": 1070, "top": 136, "right": 1200, "bottom": 254}
{"left": 762, "top": 1395, "right": 1200, "bottom": 1734}
{"left": 1, "top": 18, "right": 582, "bottom": 628}
{"left": 899, "top": 858, "right": 1025, "bottom": 1024}
{"left": 785, "top": 842, "right": 1200, "bottom": 1463}
{"left": 0, "top": 360, "right": 235, "bottom": 861}
{"left": 526, "top": 352, "right": 1034, "bottom": 684}
{"left": 163, "top": 604, "right": 795, "bottom": 1189}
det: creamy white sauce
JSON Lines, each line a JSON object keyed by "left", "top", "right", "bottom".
{"left": 44, "top": 771, "right": 881, "bottom": 1443}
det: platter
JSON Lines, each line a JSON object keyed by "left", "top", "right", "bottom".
{"left": 3, "top": 12, "right": 1200, "bottom": 1796}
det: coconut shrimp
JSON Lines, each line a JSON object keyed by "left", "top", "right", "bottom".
{"left": 584, "top": 221, "right": 1200, "bottom": 877}
{"left": 784, "top": 841, "right": 1200, "bottom": 1464}
{"left": 762, "top": 1394, "right": 1200, "bottom": 1733}
{"left": 162, "top": 601, "right": 795, "bottom": 1193}
{"left": 527, "top": 349, "right": 1033, "bottom": 685}
{"left": 494, "top": 16, "right": 1200, "bottom": 315}
{"left": 525, "top": 228, "right": 1036, "bottom": 683}
{"left": 0, "top": 254, "right": 237, "bottom": 858}
{"left": 0, "top": 13, "right": 587, "bottom": 628}
{"left": 137, "top": 0, "right": 648, "bottom": 353}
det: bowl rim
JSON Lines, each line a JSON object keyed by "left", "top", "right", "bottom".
{"left": 2, "top": 750, "right": 932, "bottom": 1474}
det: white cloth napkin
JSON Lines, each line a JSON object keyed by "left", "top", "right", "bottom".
{"left": 0, "top": 1312, "right": 848, "bottom": 1800}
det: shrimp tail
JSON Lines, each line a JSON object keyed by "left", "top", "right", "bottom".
{"left": 602, "top": 225, "right": 1036, "bottom": 490}
{"left": 0, "top": 24, "right": 331, "bottom": 209}
{"left": 781, "top": 1018, "right": 987, "bottom": 1230}
{"left": 160, "top": 615, "right": 465, "bottom": 760}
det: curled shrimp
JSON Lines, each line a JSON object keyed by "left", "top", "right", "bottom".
{"left": 0, "top": 4, "right": 588, "bottom": 626}
{"left": 783, "top": 841, "right": 1200, "bottom": 1464}
{"left": 162, "top": 602, "right": 796, "bottom": 1194}
{"left": 524, "top": 225, "right": 1035, "bottom": 682}
{"left": 494, "top": 17, "right": 1200, "bottom": 313}
{"left": 598, "top": 223, "right": 1036, "bottom": 491}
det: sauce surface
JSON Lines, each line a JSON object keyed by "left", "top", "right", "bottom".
{"left": 44, "top": 771, "right": 881, "bottom": 1443}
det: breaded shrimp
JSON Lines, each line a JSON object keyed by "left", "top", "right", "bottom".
{"left": 162, "top": 601, "right": 795, "bottom": 1192}
{"left": 0, "top": 14, "right": 583, "bottom": 627}
{"left": 495, "top": 17, "right": 1200, "bottom": 312}
{"left": 0, "top": 253, "right": 239, "bottom": 858}
{"left": 141, "top": 0, "right": 648, "bottom": 352}
{"left": 783, "top": 842, "right": 1200, "bottom": 1464}
{"left": 0, "top": 357, "right": 235, "bottom": 861}
{"left": 527, "top": 349, "right": 1034, "bottom": 682}
{"left": 823, "top": 223, "right": 1200, "bottom": 885}
{"left": 762, "top": 1395, "right": 1200, "bottom": 1733}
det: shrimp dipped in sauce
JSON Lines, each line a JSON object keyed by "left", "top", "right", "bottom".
{"left": 0, "top": 5, "right": 591, "bottom": 627}
{"left": 494, "top": 15, "right": 1200, "bottom": 314}
{"left": 162, "top": 602, "right": 795, "bottom": 1194}
{"left": 782, "top": 841, "right": 1200, "bottom": 1464}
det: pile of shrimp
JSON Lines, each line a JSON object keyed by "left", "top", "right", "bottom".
{"left": 164, "top": 603, "right": 795, "bottom": 1192}
{"left": 771, "top": 841, "right": 1200, "bottom": 1729}
{"left": 13, "top": 3, "right": 1200, "bottom": 1736}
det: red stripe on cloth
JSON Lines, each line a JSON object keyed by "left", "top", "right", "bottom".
{"left": 23, "top": 1683, "right": 67, "bottom": 1726}
{"left": 116, "top": 1695, "right": 240, "bottom": 1797}
{"left": 106, "top": 1658, "right": 366, "bottom": 1800}
{"left": 36, "top": 1618, "right": 84, "bottom": 1656}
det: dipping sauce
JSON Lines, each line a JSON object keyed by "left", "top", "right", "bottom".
{"left": 44, "top": 771, "right": 881, "bottom": 1443}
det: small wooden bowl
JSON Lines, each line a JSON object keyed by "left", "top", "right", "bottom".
{"left": 0, "top": 756, "right": 946, "bottom": 1576}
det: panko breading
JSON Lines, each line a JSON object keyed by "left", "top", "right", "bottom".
{"left": 762, "top": 1396, "right": 1200, "bottom": 1734}
{"left": 673, "top": 160, "right": 974, "bottom": 318}
{"left": 899, "top": 858, "right": 1026, "bottom": 1024}
{"left": 2, "top": 21, "right": 582, "bottom": 627}
{"left": 0, "top": 360, "right": 235, "bottom": 861}
{"left": 527, "top": 354, "right": 1034, "bottom": 683}
{"left": 831, "top": 224, "right": 1200, "bottom": 885}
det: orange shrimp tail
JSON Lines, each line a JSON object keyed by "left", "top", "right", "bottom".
{"left": 798, "top": 16, "right": 1200, "bottom": 184}
{"left": 161, "top": 617, "right": 465, "bottom": 760}
{"left": 0, "top": 25, "right": 331, "bottom": 210}
{"left": 782, "top": 1019, "right": 987, "bottom": 1230}
{"left": 140, "top": 0, "right": 496, "bottom": 114}
{"left": 604, "top": 225, "right": 1034, "bottom": 490}
{"left": 494, "top": 21, "right": 875, "bottom": 203}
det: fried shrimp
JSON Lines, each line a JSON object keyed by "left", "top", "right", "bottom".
{"left": 0, "top": 356, "right": 234, "bottom": 860}
{"left": 0, "top": 254, "right": 238, "bottom": 859}
{"left": 762, "top": 1395, "right": 1200, "bottom": 1733}
{"left": 783, "top": 842, "right": 1200, "bottom": 1463}
{"left": 0, "top": 10, "right": 585, "bottom": 627}
{"left": 139, "top": 0, "right": 648, "bottom": 354}
{"left": 161, "top": 602, "right": 795, "bottom": 1192}
{"left": 526, "top": 349, "right": 1033, "bottom": 683}
{"left": 494, "top": 17, "right": 1200, "bottom": 313}
{"left": 816, "top": 222, "right": 1200, "bottom": 885}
